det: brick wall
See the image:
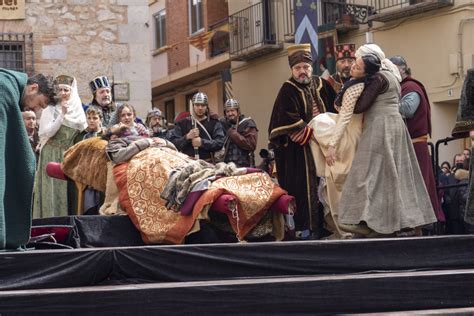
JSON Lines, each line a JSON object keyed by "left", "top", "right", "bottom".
{"left": 206, "top": 0, "right": 228, "bottom": 27}
{"left": 166, "top": 0, "right": 190, "bottom": 74}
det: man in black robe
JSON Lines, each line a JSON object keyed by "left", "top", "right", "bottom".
{"left": 269, "top": 44, "right": 336, "bottom": 239}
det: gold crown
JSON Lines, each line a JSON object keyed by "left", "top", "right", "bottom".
{"left": 287, "top": 43, "right": 311, "bottom": 57}
{"left": 54, "top": 75, "right": 74, "bottom": 86}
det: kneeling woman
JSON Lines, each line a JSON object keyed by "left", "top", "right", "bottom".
{"left": 337, "top": 44, "right": 437, "bottom": 237}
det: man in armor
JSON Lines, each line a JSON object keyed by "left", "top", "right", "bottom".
{"left": 168, "top": 92, "right": 225, "bottom": 162}
{"left": 218, "top": 98, "right": 258, "bottom": 167}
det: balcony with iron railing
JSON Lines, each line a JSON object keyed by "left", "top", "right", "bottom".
{"left": 229, "top": 1, "right": 283, "bottom": 61}
{"left": 359, "top": 0, "right": 454, "bottom": 23}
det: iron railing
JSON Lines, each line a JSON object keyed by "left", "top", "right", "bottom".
{"left": 352, "top": 0, "right": 454, "bottom": 22}
{"left": 283, "top": 0, "right": 295, "bottom": 41}
{"left": 322, "top": 0, "right": 374, "bottom": 25}
{"left": 229, "top": 0, "right": 280, "bottom": 56}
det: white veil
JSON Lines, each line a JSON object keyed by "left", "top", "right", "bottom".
{"left": 62, "top": 77, "right": 87, "bottom": 131}
{"left": 355, "top": 44, "right": 402, "bottom": 82}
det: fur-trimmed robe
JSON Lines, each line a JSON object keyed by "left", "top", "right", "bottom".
{"left": 269, "top": 76, "right": 336, "bottom": 234}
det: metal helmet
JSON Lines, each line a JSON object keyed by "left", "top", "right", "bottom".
{"left": 224, "top": 98, "right": 240, "bottom": 114}
{"left": 192, "top": 92, "right": 208, "bottom": 105}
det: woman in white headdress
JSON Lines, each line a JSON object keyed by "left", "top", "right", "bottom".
{"left": 335, "top": 44, "right": 437, "bottom": 237}
{"left": 33, "top": 75, "right": 87, "bottom": 219}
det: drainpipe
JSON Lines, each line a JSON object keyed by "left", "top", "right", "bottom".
{"left": 458, "top": 17, "right": 474, "bottom": 79}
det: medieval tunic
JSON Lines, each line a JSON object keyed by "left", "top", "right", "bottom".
{"left": 220, "top": 115, "right": 258, "bottom": 167}
{"left": 269, "top": 76, "right": 336, "bottom": 233}
{"left": 400, "top": 76, "right": 442, "bottom": 221}
{"left": 338, "top": 70, "right": 437, "bottom": 234}
{"left": 168, "top": 116, "right": 225, "bottom": 162}
{"left": 0, "top": 68, "right": 36, "bottom": 249}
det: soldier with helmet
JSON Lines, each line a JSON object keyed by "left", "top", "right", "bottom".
{"left": 145, "top": 107, "right": 167, "bottom": 138}
{"left": 218, "top": 98, "right": 258, "bottom": 167}
{"left": 168, "top": 92, "right": 225, "bottom": 162}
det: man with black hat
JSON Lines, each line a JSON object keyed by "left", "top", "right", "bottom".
{"left": 218, "top": 98, "right": 258, "bottom": 167}
{"left": 168, "top": 92, "right": 225, "bottom": 162}
{"left": 86, "top": 75, "right": 115, "bottom": 127}
{"left": 389, "top": 55, "right": 442, "bottom": 222}
{"left": 327, "top": 43, "right": 356, "bottom": 94}
{"left": 269, "top": 44, "right": 336, "bottom": 239}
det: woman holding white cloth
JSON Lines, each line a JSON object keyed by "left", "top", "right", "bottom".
{"left": 309, "top": 55, "right": 378, "bottom": 238}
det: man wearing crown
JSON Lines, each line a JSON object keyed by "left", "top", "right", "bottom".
{"left": 269, "top": 44, "right": 336, "bottom": 239}
{"left": 86, "top": 75, "right": 115, "bottom": 127}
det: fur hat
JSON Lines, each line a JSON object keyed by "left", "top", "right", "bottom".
{"left": 288, "top": 44, "right": 312, "bottom": 67}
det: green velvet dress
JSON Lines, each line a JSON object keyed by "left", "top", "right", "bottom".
{"left": 33, "top": 125, "right": 77, "bottom": 218}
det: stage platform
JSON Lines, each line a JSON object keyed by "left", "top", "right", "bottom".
{"left": 1, "top": 228, "right": 474, "bottom": 314}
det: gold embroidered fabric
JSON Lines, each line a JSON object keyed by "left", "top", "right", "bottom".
{"left": 125, "top": 147, "right": 192, "bottom": 244}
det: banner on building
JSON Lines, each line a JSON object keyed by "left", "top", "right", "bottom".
{"left": 0, "top": 0, "right": 25, "bottom": 20}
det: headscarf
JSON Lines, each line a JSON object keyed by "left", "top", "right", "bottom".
{"left": 355, "top": 44, "right": 402, "bottom": 82}
{"left": 60, "top": 77, "right": 88, "bottom": 131}
{"left": 38, "top": 77, "right": 87, "bottom": 148}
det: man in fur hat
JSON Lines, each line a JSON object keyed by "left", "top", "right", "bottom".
{"left": 327, "top": 43, "right": 356, "bottom": 94}
{"left": 168, "top": 92, "right": 225, "bottom": 162}
{"left": 269, "top": 44, "right": 336, "bottom": 239}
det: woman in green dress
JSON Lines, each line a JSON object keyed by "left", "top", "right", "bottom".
{"left": 33, "top": 75, "right": 87, "bottom": 218}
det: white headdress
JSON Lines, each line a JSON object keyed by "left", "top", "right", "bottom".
{"left": 355, "top": 44, "right": 402, "bottom": 82}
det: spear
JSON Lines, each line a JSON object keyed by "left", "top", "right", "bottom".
{"left": 189, "top": 99, "right": 200, "bottom": 159}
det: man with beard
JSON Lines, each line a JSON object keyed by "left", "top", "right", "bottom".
{"left": 168, "top": 92, "right": 225, "bottom": 162}
{"left": 269, "top": 44, "right": 336, "bottom": 239}
{"left": 327, "top": 43, "right": 356, "bottom": 94}
{"left": 389, "top": 55, "right": 443, "bottom": 223}
{"left": 145, "top": 108, "right": 167, "bottom": 138}
{"left": 0, "top": 68, "right": 55, "bottom": 249}
{"left": 218, "top": 98, "right": 258, "bottom": 167}
{"left": 86, "top": 75, "right": 115, "bottom": 126}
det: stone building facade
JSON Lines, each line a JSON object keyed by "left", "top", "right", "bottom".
{"left": 0, "top": 0, "right": 151, "bottom": 117}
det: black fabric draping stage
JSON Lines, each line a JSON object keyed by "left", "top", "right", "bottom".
{"left": 1, "top": 228, "right": 474, "bottom": 314}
